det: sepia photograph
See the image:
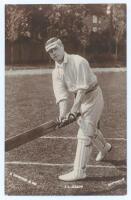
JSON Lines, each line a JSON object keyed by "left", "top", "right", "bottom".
{"left": 4, "top": 2, "right": 127, "bottom": 196}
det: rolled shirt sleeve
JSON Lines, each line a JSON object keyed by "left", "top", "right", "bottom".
{"left": 52, "top": 68, "right": 69, "bottom": 104}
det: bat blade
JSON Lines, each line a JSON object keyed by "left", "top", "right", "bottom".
{"left": 5, "top": 120, "right": 57, "bottom": 152}
{"left": 5, "top": 113, "right": 81, "bottom": 152}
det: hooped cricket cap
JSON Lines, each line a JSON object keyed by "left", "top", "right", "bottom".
{"left": 45, "top": 37, "right": 63, "bottom": 52}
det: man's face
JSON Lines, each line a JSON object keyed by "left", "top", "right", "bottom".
{"left": 48, "top": 45, "right": 64, "bottom": 64}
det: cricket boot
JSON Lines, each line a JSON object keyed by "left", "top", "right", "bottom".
{"left": 93, "top": 129, "right": 112, "bottom": 162}
{"left": 96, "top": 142, "right": 112, "bottom": 162}
{"left": 59, "top": 137, "right": 92, "bottom": 181}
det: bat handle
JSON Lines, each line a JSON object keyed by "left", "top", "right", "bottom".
{"left": 57, "top": 112, "right": 81, "bottom": 128}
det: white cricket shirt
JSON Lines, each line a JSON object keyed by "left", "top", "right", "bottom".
{"left": 52, "top": 53, "right": 97, "bottom": 104}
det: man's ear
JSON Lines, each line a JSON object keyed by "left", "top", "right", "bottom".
{"left": 60, "top": 45, "right": 64, "bottom": 51}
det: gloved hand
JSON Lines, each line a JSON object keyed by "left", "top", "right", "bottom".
{"left": 66, "top": 112, "right": 78, "bottom": 121}
{"left": 57, "top": 115, "right": 66, "bottom": 123}
{"left": 57, "top": 112, "right": 81, "bottom": 128}
{"left": 57, "top": 115, "right": 67, "bottom": 128}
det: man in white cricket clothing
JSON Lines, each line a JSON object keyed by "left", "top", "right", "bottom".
{"left": 45, "top": 37, "right": 112, "bottom": 181}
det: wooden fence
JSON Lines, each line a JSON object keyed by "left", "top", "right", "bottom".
{"left": 5, "top": 39, "right": 126, "bottom": 67}
{"left": 5, "top": 39, "right": 50, "bottom": 65}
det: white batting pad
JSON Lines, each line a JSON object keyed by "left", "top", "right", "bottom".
{"left": 92, "top": 129, "right": 106, "bottom": 152}
{"left": 74, "top": 138, "right": 92, "bottom": 175}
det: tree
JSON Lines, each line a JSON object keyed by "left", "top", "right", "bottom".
{"left": 110, "top": 4, "right": 126, "bottom": 59}
{"left": 5, "top": 5, "right": 32, "bottom": 41}
{"left": 5, "top": 5, "right": 31, "bottom": 65}
{"left": 6, "top": 4, "right": 126, "bottom": 65}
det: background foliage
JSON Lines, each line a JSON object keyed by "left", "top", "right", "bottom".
{"left": 5, "top": 4, "right": 126, "bottom": 67}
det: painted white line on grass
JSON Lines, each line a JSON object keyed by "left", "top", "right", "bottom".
{"left": 106, "top": 137, "right": 126, "bottom": 141}
{"left": 93, "top": 68, "right": 126, "bottom": 73}
{"left": 5, "top": 68, "right": 126, "bottom": 76}
{"left": 6, "top": 161, "right": 126, "bottom": 169}
{"left": 40, "top": 136, "right": 76, "bottom": 140}
{"left": 6, "top": 69, "right": 53, "bottom": 76}
{"left": 7, "top": 161, "right": 72, "bottom": 167}
{"left": 40, "top": 136, "right": 126, "bottom": 141}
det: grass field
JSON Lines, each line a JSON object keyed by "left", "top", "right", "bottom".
{"left": 5, "top": 70, "right": 126, "bottom": 195}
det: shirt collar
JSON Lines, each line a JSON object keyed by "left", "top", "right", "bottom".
{"left": 55, "top": 52, "right": 68, "bottom": 68}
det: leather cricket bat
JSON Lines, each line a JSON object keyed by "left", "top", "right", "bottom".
{"left": 5, "top": 113, "right": 80, "bottom": 152}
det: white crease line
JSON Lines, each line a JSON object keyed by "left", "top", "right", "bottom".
{"left": 6, "top": 161, "right": 126, "bottom": 169}
{"left": 93, "top": 68, "right": 126, "bottom": 72}
{"left": 6, "top": 162, "right": 72, "bottom": 167}
{"left": 106, "top": 138, "right": 126, "bottom": 141}
{"left": 40, "top": 136, "right": 126, "bottom": 141}
{"left": 40, "top": 136, "right": 76, "bottom": 140}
